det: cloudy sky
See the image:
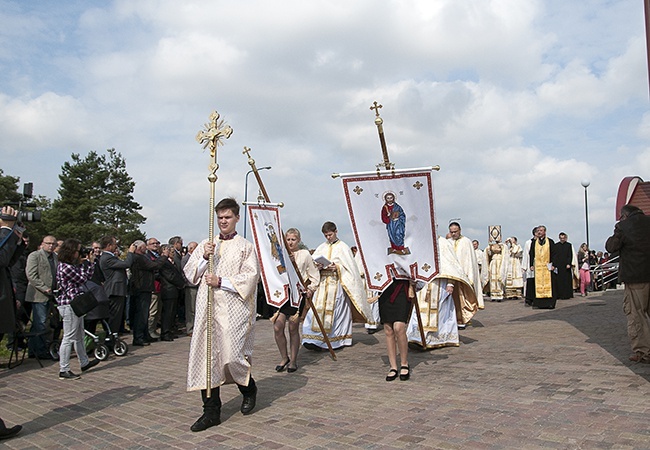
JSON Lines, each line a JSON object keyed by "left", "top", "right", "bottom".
{"left": 1, "top": 0, "right": 649, "bottom": 251}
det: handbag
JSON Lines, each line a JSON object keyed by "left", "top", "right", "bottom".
{"left": 70, "top": 290, "right": 98, "bottom": 317}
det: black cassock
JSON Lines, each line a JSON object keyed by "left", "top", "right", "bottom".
{"left": 554, "top": 241, "right": 574, "bottom": 299}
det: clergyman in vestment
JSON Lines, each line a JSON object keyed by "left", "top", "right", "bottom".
{"left": 527, "top": 225, "right": 557, "bottom": 309}
{"left": 183, "top": 198, "right": 260, "bottom": 432}
{"left": 302, "top": 222, "right": 371, "bottom": 351}
{"left": 407, "top": 236, "right": 477, "bottom": 349}
{"left": 447, "top": 222, "right": 482, "bottom": 325}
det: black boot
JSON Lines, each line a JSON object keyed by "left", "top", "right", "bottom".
{"left": 190, "top": 388, "right": 221, "bottom": 432}
{"left": 0, "top": 418, "right": 22, "bottom": 440}
{"left": 239, "top": 377, "right": 257, "bottom": 415}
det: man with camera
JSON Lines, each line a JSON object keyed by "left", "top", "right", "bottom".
{"left": 0, "top": 206, "right": 25, "bottom": 439}
{"left": 25, "top": 234, "right": 59, "bottom": 359}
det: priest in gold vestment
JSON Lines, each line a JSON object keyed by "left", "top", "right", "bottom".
{"left": 407, "top": 236, "right": 477, "bottom": 348}
{"left": 183, "top": 198, "right": 260, "bottom": 432}
{"left": 302, "top": 222, "right": 371, "bottom": 350}
{"left": 447, "top": 222, "right": 482, "bottom": 326}
{"left": 527, "top": 225, "right": 557, "bottom": 309}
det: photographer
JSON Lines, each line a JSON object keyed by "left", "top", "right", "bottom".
{"left": 0, "top": 206, "right": 25, "bottom": 439}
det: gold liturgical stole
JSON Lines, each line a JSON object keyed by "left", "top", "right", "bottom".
{"left": 534, "top": 239, "right": 552, "bottom": 298}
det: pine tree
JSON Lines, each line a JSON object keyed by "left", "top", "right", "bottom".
{"left": 0, "top": 169, "right": 22, "bottom": 204}
{"left": 49, "top": 149, "right": 145, "bottom": 245}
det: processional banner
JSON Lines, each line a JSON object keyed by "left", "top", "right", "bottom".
{"left": 341, "top": 170, "right": 439, "bottom": 292}
{"left": 248, "top": 204, "right": 303, "bottom": 308}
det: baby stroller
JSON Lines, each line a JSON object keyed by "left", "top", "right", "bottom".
{"left": 50, "top": 281, "right": 128, "bottom": 361}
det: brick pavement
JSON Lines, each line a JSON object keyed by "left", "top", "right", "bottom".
{"left": 1, "top": 288, "right": 650, "bottom": 449}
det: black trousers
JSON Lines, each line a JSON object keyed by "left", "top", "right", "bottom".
{"left": 160, "top": 294, "right": 178, "bottom": 337}
{"left": 130, "top": 291, "right": 151, "bottom": 342}
{"left": 108, "top": 295, "right": 126, "bottom": 335}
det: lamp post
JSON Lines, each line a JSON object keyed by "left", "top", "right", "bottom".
{"left": 581, "top": 180, "right": 590, "bottom": 249}
{"left": 243, "top": 166, "right": 271, "bottom": 238}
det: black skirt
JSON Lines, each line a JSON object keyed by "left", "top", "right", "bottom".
{"left": 378, "top": 279, "right": 412, "bottom": 324}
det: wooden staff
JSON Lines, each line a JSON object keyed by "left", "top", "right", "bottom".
{"left": 243, "top": 146, "right": 338, "bottom": 361}
{"left": 369, "top": 101, "right": 427, "bottom": 347}
{"left": 195, "top": 110, "right": 233, "bottom": 398}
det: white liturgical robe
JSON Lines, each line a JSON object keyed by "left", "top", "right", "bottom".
{"left": 184, "top": 236, "right": 259, "bottom": 391}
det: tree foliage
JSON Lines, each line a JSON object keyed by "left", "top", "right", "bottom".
{"left": 48, "top": 149, "right": 146, "bottom": 245}
{"left": 0, "top": 169, "right": 22, "bottom": 204}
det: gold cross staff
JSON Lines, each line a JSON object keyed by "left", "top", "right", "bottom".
{"left": 195, "top": 110, "right": 233, "bottom": 398}
{"left": 370, "top": 101, "right": 393, "bottom": 171}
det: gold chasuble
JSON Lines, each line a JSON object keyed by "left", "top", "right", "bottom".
{"left": 418, "top": 237, "right": 477, "bottom": 332}
{"left": 533, "top": 239, "right": 553, "bottom": 298}
{"left": 310, "top": 240, "right": 370, "bottom": 333}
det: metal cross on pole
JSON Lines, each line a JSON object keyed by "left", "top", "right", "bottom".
{"left": 195, "top": 110, "right": 233, "bottom": 398}
{"left": 370, "top": 101, "right": 394, "bottom": 171}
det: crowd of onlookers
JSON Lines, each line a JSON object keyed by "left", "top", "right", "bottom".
{"left": 5, "top": 231, "right": 200, "bottom": 364}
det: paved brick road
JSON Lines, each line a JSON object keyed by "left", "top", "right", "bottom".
{"left": 1, "top": 288, "right": 649, "bottom": 449}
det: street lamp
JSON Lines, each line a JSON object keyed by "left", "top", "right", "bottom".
{"left": 243, "top": 166, "right": 271, "bottom": 238}
{"left": 581, "top": 180, "right": 590, "bottom": 249}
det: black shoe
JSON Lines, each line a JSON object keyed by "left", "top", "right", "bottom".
{"left": 145, "top": 336, "right": 159, "bottom": 342}
{"left": 275, "top": 358, "right": 290, "bottom": 372}
{"left": 81, "top": 358, "right": 100, "bottom": 372}
{"left": 386, "top": 368, "right": 398, "bottom": 382}
{"left": 190, "top": 414, "right": 221, "bottom": 432}
{"left": 303, "top": 342, "right": 323, "bottom": 352}
{"left": 0, "top": 424, "right": 22, "bottom": 440}
{"left": 59, "top": 371, "right": 81, "bottom": 380}
{"left": 399, "top": 365, "right": 410, "bottom": 381}
{"left": 240, "top": 386, "right": 257, "bottom": 415}
{"left": 287, "top": 364, "right": 298, "bottom": 373}
{"left": 367, "top": 328, "right": 378, "bottom": 334}
{"left": 132, "top": 340, "right": 150, "bottom": 346}
{"left": 161, "top": 334, "right": 174, "bottom": 342}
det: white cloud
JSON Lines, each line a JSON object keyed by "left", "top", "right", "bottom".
{"left": 0, "top": 0, "right": 646, "bottom": 252}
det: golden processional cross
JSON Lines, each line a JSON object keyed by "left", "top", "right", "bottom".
{"left": 370, "top": 101, "right": 394, "bottom": 171}
{"left": 195, "top": 110, "right": 233, "bottom": 398}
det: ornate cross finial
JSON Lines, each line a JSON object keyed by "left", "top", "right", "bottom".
{"left": 196, "top": 111, "right": 233, "bottom": 158}
{"left": 242, "top": 146, "right": 255, "bottom": 166}
{"left": 370, "top": 101, "right": 383, "bottom": 117}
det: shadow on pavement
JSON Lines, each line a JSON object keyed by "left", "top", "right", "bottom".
{"left": 17, "top": 382, "right": 173, "bottom": 436}
{"left": 510, "top": 289, "right": 650, "bottom": 382}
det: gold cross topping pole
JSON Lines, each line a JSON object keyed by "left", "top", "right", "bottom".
{"left": 195, "top": 110, "right": 233, "bottom": 398}
{"left": 370, "top": 101, "right": 394, "bottom": 171}
{"left": 243, "top": 146, "right": 272, "bottom": 203}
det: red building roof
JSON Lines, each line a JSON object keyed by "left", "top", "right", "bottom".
{"left": 616, "top": 176, "right": 650, "bottom": 218}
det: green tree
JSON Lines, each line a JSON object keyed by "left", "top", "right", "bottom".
{"left": 0, "top": 169, "right": 22, "bottom": 204}
{"left": 49, "top": 149, "right": 146, "bottom": 245}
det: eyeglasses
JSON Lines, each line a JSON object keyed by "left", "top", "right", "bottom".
{"left": 148, "top": 241, "right": 160, "bottom": 245}
{"left": 43, "top": 242, "right": 57, "bottom": 245}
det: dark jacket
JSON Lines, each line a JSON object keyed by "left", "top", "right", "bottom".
{"left": 10, "top": 249, "right": 29, "bottom": 302}
{"left": 0, "top": 227, "right": 25, "bottom": 334}
{"left": 100, "top": 251, "right": 134, "bottom": 297}
{"left": 605, "top": 210, "right": 650, "bottom": 283}
{"left": 159, "top": 258, "right": 184, "bottom": 299}
{"left": 130, "top": 253, "right": 165, "bottom": 293}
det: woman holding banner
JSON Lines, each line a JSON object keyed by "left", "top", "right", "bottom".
{"left": 272, "top": 228, "right": 319, "bottom": 373}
